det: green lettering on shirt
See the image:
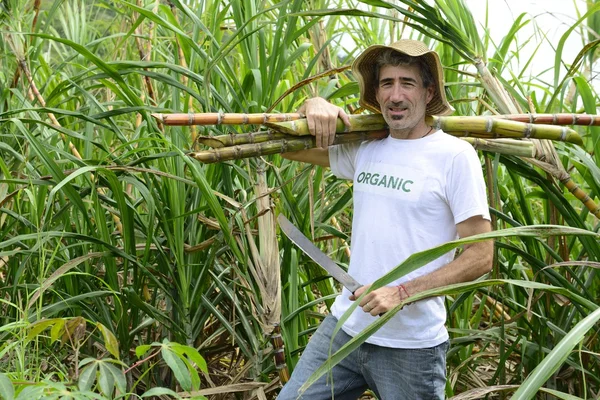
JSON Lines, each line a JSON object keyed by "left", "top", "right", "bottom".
{"left": 356, "top": 170, "right": 415, "bottom": 193}
{"left": 377, "top": 175, "right": 388, "bottom": 187}
{"left": 370, "top": 173, "right": 380, "bottom": 185}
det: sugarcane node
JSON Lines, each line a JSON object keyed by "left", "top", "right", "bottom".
{"left": 560, "top": 127, "right": 568, "bottom": 142}
{"left": 485, "top": 118, "right": 493, "bottom": 133}
{"left": 524, "top": 123, "right": 533, "bottom": 139}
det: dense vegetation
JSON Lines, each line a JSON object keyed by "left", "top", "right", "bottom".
{"left": 0, "top": 0, "right": 599, "bottom": 398}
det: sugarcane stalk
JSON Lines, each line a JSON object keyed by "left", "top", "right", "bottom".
{"left": 189, "top": 131, "right": 389, "bottom": 163}
{"left": 429, "top": 116, "right": 583, "bottom": 146}
{"left": 200, "top": 129, "right": 534, "bottom": 157}
{"left": 271, "top": 324, "right": 290, "bottom": 384}
{"left": 154, "top": 111, "right": 600, "bottom": 128}
{"left": 475, "top": 58, "right": 520, "bottom": 114}
{"left": 560, "top": 176, "right": 600, "bottom": 219}
{"left": 152, "top": 112, "right": 302, "bottom": 126}
{"left": 197, "top": 130, "right": 290, "bottom": 148}
{"left": 461, "top": 138, "right": 534, "bottom": 158}
{"left": 190, "top": 131, "right": 533, "bottom": 163}
{"left": 207, "top": 114, "right": 583, "bottom": 145}
{"left": 266, "top": 114, "right": 387, "bottom": 136}
{"left": 475, "top": 58, "right": 600, "bottom": 235}
{"left": 496, "top": 113, "right": 600, "bottom": 126}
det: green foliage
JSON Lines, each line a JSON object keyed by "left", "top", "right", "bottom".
{"left": 0, "top": 0, "right": 599, "bottom": 398}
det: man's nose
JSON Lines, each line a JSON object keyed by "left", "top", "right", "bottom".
{"left": 389, "top": 84, "right": 405, "bottom": 102}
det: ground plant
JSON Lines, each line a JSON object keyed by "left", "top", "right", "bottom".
{"left": 0, "top": 0, "right": 599, "bottom": 399}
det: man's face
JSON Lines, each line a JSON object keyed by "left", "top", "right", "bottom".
{"left": 375, "top": 64, "right": 434, "bottom": 133}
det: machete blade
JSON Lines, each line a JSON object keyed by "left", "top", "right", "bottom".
{"left": 277, "top": 214, "right": 362, "bottom": 294}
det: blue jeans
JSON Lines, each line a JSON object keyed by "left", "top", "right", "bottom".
{"left": 278, "top": 315, "right": 448, "bottom": 400}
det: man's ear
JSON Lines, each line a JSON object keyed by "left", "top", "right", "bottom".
{"left": 426, "top": 85, "right": 434, "bottom": 105}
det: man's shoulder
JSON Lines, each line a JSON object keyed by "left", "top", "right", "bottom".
{"left": 435, "top": 131, "right": 477, "bottom": 155}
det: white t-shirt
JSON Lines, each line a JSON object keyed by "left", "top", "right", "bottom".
{"left": 329, "top": 130, "right": 490, "bottom": 349}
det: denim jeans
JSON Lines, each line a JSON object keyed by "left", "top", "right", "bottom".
{"left": 278, "top": 315, "right": 448, "bottom": 400}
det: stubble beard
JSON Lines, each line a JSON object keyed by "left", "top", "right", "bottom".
{"left": 384, "top": 110, "right": 412, "bottom": 131}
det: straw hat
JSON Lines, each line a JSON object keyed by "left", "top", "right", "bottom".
{"left": 352, "top": 39, "right": 454, "bottom": 116}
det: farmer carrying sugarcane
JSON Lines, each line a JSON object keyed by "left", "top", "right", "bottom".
{"left": 278, "top": 39, "right": 494, "bottom": 399}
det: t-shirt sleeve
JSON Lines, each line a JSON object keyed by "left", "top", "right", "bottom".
{"left": 446, "top": 147, "right": 491, "bottom": 224}
{"left": 329, "top": 142, "right": 361, "bottom": 180}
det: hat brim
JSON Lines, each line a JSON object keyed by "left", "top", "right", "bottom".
{"left": 352, "top": 41, "right": 454, "bottom": 116}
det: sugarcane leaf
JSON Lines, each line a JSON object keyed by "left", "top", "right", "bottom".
{"left": 553, "top": 4, "right": 600, "bottom": 89}
{"left": 8, "top": 119, "right": 90, "bottom": 227}
{"left": 489, "top": 12, "right": 530, "bottom": 74}
{"left": 512, "top": 307, "right": 600, "bottom": 399}
{"left": 300, "top": 225, "right": 600, "bottom": 393}
{"left": 327, "top": 82, "right": 359, "bottom": 101}
{"left": 28, "top": 252, "right": 108, "bottom": 309}
{"left": 28, "top": 34, "right": 141, "bottom": 106}
{"left": 572, "top": 76, "right": 600, "bottom": 161}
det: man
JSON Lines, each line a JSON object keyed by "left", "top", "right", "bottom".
{"left": 278, "top": 39, "right": 493, "bottom": 399}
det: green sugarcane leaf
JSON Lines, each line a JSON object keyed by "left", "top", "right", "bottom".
{"left": 300, "top": 225, "right": 600, "bottom": 393}
{"left": 327, "top": 82, "right": 359, "bottom": 101}
{"left": 28, "top": 252, "right": 108, "bottom": 309}
{"left": 512, "top": 306, "right": 600, "bottom": 399}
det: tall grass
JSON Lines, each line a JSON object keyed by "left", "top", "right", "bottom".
{"left": 0, "top": 0, "right": 599, "bottom": 398}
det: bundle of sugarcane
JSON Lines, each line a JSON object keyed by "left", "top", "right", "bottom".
{"left": 152, "top": 112, "right": 593, "bottom": 163}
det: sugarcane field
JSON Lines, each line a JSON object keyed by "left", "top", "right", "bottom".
{"left": 1, "top": 0, "right": 600, "bottom": 399}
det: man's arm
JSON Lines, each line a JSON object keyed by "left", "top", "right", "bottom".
{"left": 280, "top": 97, "right": 351, "bottom": 166}
{"left": 352, "top": 215, "right": 493, "bottom": 315}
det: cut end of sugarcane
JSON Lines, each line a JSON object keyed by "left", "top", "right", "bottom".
{"left": 265, "top": 120, "right": 307, "bottom": 136}
{"left": 151, "top": 113, "right": 164, "bottom": 122}
{"left": 197, "top": 136, "right": 226, "bottom": 148}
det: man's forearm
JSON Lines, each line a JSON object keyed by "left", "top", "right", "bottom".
{"left": 403, "top": 240, "right": 494, "bottom": 297}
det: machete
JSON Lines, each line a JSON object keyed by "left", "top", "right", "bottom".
{"left": 277, "top": 214, "right": 362, "bottom": 294}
